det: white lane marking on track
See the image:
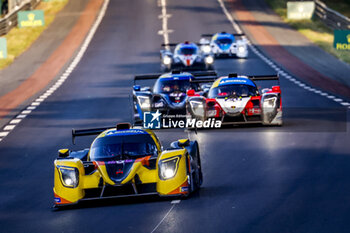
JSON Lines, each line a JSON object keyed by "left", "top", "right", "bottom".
{"left": 216, "top": 0, "right": 350, "bottom": 107}
{"left": 0, "top": 0, "right": 110, "bottom": 143}
{"left": 150, "top": 200, "right": 180, "bottom": 233}
{"left": 171, "top": 199, "right": 181, "bottom": 204}
{"left": 21, "top": 110, "right": 32, "bottom": 114}
{"left": 4, "top": 125, "right": 16, "bottom": 131}
{"left": 0, "top": 132, "right": 9, "bottom": 137}
{"left": 31, "top": 102, "right": 41, "bottom": 106}
{"left": 151, "top": 3, "right": 182, "bottom": 231}
{"left": 10, "top": 119, "right": 22, "bottom": 124}
{"left": 158, "top": 14, "right": 172, "bottom": 19}
{"left": 158, "top": 29, "right": 174, "bottom": 35}
{"left": 159, "top": 0, "right": 173, "bottom": 50}
{"left": 16, "top": 115, "right": 27, "bottom": 119}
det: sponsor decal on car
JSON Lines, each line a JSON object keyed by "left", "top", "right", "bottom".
{"left": 181, "top": 186, "right": 189, "bottom": 192}
{"left": 115, "top": 169, "right": 123, "bottom": 175}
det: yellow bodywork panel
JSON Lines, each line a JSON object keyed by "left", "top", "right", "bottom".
{"left": 120, "top": 162, "right": 157, "bottom": 184}
{"left": 157, "top": 149, "right": 189, "bottom": 195}
{"left": 53, "top": 159, "right": 85, "bottom": 204}
{"left": 211, "top": 77, "right": 223, "bottom": 88}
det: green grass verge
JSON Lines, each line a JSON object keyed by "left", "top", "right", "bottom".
{"left": 265, "top": 0, "right": 350, "bottom": 65}
{"left": 0, "top": 0, "right": 68, "bottom": 70}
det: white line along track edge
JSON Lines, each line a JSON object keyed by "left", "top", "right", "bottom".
{"left": 0, "top": 0, "right": 111, "bottom": 143}
{"left": 217, "top": 0, "right": 350, "bottom": 108}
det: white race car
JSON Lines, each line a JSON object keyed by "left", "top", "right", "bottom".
{"left": 160, "top": 41, "right": 214, "bottom": 72}
{"left": 200, "top": 32, "right": 248, "bottom": 58}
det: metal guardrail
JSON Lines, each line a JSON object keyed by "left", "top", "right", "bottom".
{"left": 314, "top": 0, "right": 350, "bottom": 30}
{"left": 0, "top": 0, "right": 40, "bottom": 36}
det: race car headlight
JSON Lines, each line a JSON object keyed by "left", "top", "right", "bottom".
{"left": 204, "top": 56, "right": 214, "bottom": 64}
{"left": 202, "top": 45, "right": 211, "bottom": 53}
{"left": 59, "top": 167, "right": 79, "bottom": 188}
{"left": 162, "top": 56, "right": 172, "bottom": 65}
{"left": 190, "top": 101, "right": 204, "bottom": 116}
{"left": 137, "top": 96, "right": 151, "bottom": 111}
{"left": 237, "top": 45, "right": 246, "bottom": 53}
{"left": 207, "top": 110, "right": 217, "bottom": 117}
{"left": 154, "top": 100, "right": 165, "bottom": 108}
{"left": 263, "top": 97, "right": 277, "bottom": 112}
{"left": 159, "top": 156, "right": 180, "bottom": 180}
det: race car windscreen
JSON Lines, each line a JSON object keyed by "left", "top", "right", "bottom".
{"left": 208, "top": 84, "right": 258, "bottom": 98}
{"left": 176, "top": 47, "right": 197, "bottom": 55}
{"left": 215, "top": 38, "right": 233, "bottom": 44}
{"left": 154, "top": 79, "right": 198, "bottom": 93}
{"left": 90, "top": 134, "right": 157, "bottom": 160}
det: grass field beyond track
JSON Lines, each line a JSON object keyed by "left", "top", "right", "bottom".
{"left": 265, "top": 0, "right": 350, "bottom": 65}
{"left": 0, "top": 0, "right": 68, "bottom": 70}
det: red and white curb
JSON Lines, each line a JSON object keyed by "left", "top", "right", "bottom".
{"left": 0, "top": 0, "right": 110, "bottom": 143}
{"left": 217, "top": 0, "right": 350, "bottom": 108}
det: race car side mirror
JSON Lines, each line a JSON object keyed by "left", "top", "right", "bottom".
{"left": 187, "top": 89, "right": 195, "bottom": 96}
{"left": 178, "top": 139, "right": 190, "bottom": 147}
{"left": 133, "top": 85, "right": 141, "bottom": 91}
{"left": 58, "top": 149, "right": 70, "bottom": 158}
{"left": 141, "top": 86, "right": 151, "bottom": 92}
{"left": 272, "top": 86, "right": 281, "bottom": 93}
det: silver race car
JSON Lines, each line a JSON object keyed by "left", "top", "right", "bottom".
{"left": 200, "top": 32, "right": 248, "bottom": 58}
{"left": 160, "top": 41, "right": 214, "bottom": 72}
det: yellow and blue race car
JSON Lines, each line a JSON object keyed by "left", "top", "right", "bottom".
{"left": 53, "top": 123, "right": 202, "bottom": 207}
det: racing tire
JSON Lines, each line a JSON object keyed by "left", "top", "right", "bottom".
{"left": 196, "top": 143, "right": 203, "bottom": 187}
{"left": 192, "top": 143, "right": 203, "bottom": 192}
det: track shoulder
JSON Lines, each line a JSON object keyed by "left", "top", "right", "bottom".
{"left": 228, "top": 0, "right": 350, "bottom": 100}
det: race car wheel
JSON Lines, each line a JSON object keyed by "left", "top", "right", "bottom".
{"left": 197, "top": 146, "right": 203, "bottom": 187}
{"left": 185, "top": 156, "right": 197, "bottom": 195}
{"left": 192, "top": 143, "right": 202, "bottom": 192}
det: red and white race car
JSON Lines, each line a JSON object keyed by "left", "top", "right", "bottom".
{"left": 186, "top": 73, "right": 282, "bottom": 125}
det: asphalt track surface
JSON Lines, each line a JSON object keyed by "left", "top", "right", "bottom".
{"left": 0, "top": 0, "right": 349, "bottom": 232}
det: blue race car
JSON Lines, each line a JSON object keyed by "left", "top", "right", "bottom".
{"left": 160, "top": 41, "right": 214, "bottom": 72}
{"left": 200, "top": 32, "right": 248, "bottom": 58}
{"left": 133, "top": 70, "right": 217, "bottom": 124}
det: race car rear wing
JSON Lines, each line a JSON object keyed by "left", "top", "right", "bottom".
{"left": 248, "top": 74, "right": 280, "bottom": 85}
{"left": 134, "top": 70, "right": 217, "bottom": 85}
{"left": 190, "top": 71, "right": 217, "bottom": 77}
{"left": 201, "top": 33, "right": 245, "bottom": 37}
{"left": 162, "top": 42, "right": 206, "bottom": 47}
{"left": 134, "top": 74, "right": 161, "bottom": 83}
{"left": 190, "top": 77, "right": 217, "bottom": 83}
{"left": 248, "top": 74, "right": 279, "bottom": 81}
{"left": 161, "top": 43, "right": 178, "bottom": 47}
{"left": 190, "top": 71, "right": 218, "bottom": 83}
{"left": 72, "top": 127, "right": 110, "bottom": 144}
{"left": 71, "top": 123, "right": 131, "bottom": 144}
